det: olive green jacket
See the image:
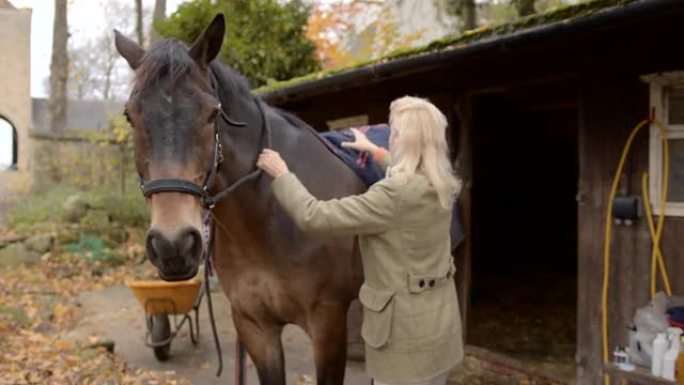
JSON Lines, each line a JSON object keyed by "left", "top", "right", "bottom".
{"left": 271, "top": 166, "right": 463, "bottom": 383}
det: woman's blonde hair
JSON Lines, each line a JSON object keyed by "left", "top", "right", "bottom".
{"left": 388, "top": 96, "right": 462, "bottom": 209}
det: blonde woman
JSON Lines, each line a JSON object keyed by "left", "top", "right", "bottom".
{"left": 257, "top": 96, "right": 463, "bottom": 385}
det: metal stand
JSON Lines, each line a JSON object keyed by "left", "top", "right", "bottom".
{"left": 235, "top": 340, "right": 247, "bottom": 385}
{"left": 142, "top": 283, "right": 205, "bottom": 348}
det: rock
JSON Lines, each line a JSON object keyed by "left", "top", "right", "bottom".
{"left": 101, "top": 226, "right": 128, "bottom": 248}
{"left": 55, "top": 266, "right": 79, "bottom": 279}
{"left": 63, "top": 194, "right": 89, "bottom": 223}
{"left": 88, "top": 340, "right": 115, "bottom": 353}
{"left": 56, "top": 227, "right": 80, "bottom": 245}
{"left": 25, "top": 234, "right": 54, "bottom": 254}
{"left": 80, "top": 209, "right": 110, "bottom": 228}
{"left": 0, "top": 234, "right": 25, "bottom": 249}
{"left": 0, "top": 243, "right": 41, "bottom": 268}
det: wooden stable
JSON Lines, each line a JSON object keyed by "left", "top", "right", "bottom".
{"left": 259, "top": 1, "right": 684, "bottom": 384}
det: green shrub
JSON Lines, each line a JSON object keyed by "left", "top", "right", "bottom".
{"left": 157, "top": 0, "right": 320, "bottom": 87}
{"left": 65, "top": 233, "right": 126, "bottom": 264}
{"left": 9, "top": 185, "right": 149, "bottom": 233}
{"left": 9, "top": 185, "right": 75, "bottom": 231}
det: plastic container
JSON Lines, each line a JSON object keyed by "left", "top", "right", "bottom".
{"left": 653, "top": 333, "right": 668, "bottom": 376}
{"left": 669, "top": 327, "right": 683, "bottom": 350}
{"left": 676, "top": 336, "right": 684, "bottom": 382}
{"left": 664, "top": 349, "right": 677, "bottom": 380}
{"left": 126, "top": 279, "right": 201, "bottom": 315}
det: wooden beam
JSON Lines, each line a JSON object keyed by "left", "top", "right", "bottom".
{"left": 455, "top": 94, "right": 473, "bottom": 342}
{"left": 605, "top": 364, "right": 677, "bottom": 385}
{"left": 465, "top": 345, "right": 574, "bottom": 385}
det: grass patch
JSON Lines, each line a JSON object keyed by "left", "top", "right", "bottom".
{"left": 9, "top": 185, "right": 75, "bottom": 231}
{"left": 9, "top": 184, "right": 148, "bottom": 234}
{"left": 65, "top": 233, "right": 125, "bottom": 264}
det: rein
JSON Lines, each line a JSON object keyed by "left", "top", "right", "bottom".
{"left": 138, "top": 71, "right": 272, "bottom": 378}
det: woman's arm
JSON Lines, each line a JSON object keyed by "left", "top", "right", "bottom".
{"left": 342, "top": 128, "right": 390, "bottom": 171}
{"left": 271, "top": 173, "right": 401, "bottom": 235}
{"left": 372, "top": 147, "right": 391, "bottom": 172}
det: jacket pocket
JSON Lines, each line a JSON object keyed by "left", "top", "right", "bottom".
{"left": 407, "top": 259, "right": 457, "bottom": 294}
{"left": 359, "top": 283, "right": 395, "bottom": 348}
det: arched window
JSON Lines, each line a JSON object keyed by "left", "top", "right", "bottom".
{"left": 0, "top": 117, "right": 17, "bottom": 170}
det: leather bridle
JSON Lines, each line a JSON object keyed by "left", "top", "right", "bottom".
{"left": 134, "top": 71, "right": 272, "bottom": 377}
{"left": 138, "top": 74, "right": 272, "bottom": 209}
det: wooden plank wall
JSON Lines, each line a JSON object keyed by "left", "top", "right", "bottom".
{"left": 576, "top": 14, "right": 684, "bottom": 383}
{"left": 577, "top": 71, "right": 649, "bottom": 385}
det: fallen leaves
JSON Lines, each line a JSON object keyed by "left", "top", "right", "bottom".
{"left": 0, "top": 244, "right": 187, "bottom": 385}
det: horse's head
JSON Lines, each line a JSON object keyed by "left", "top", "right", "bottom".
{"left": 115, "top": 15, "right": 226, "bottom": 281}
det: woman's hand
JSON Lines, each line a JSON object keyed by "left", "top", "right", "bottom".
{"left": 257, "top": 149, "right": 290, "bottom": 179}
{"left": 341, "top": 128, "right": 378, "bottom": 153}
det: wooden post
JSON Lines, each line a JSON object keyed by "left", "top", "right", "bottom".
{"left": 454, "top": 94, "right": 473, "bottom": 340}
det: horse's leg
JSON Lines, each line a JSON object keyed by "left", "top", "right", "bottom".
{"left": 310, "top": 303, "right": 349, "bottom": 385}
{"left": 232, "top": 308, "right": 285, "bottom": 385}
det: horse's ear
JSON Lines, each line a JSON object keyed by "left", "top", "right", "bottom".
{"left": 188, "top": 14, "right": 225, "bottom": 69}
{"left": 114, "top": 30, "right": 145, "bottom": 69}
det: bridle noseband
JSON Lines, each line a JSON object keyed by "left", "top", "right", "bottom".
{"left": 138, "top": 74, "right": 272, "bottom": 209}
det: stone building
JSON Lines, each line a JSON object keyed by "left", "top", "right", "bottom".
{"left": 0, "top": 0, "right": 31, "bottom": 170}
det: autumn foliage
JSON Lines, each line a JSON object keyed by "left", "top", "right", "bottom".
{"left": 305, "top": 1, "right": 358, "bottom": 69}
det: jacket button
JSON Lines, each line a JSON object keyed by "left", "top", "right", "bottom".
{"left": 419, "top": 279, "right": 425, "bottom": 288}
{"left": 429, "top": 280, "right": 436, "bottom": 288}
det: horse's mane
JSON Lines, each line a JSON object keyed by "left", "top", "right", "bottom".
{"left": 277, "top": 109, "right": 317, "bottom": 132}
{"left": 135, "top": 38, "right": 319, "bottom": 135}
{"left": 210, "top": 60, "right": 320, "bottom": 134}
{"left": 135, "top": 40, "right": 203, "bottom": 90}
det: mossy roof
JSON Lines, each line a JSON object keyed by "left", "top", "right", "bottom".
{"left": 254, "top": 0, "right": 639, "bottom": 96}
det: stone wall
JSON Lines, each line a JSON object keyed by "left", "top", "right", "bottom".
{"left": 30, "top": 133, "right": 136, "bottom": 191}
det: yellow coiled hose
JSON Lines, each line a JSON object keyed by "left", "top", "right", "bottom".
{"left": 602, "top": 119, "right": 671, "bottom": 385}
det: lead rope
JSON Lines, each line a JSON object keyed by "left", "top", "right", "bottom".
{"left": 203, "top": 97, "right": 272, "bottom": 379}
{"left": 202, "top": 213, "right": 223, "bottom": 377}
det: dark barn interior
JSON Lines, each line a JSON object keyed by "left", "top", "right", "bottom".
{"left": 466, "top": 82, "right": 579, "bottom": 379}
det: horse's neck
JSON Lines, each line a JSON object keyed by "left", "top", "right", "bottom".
{"left": 211, "top": 70, "right": 364, "bottom": 241}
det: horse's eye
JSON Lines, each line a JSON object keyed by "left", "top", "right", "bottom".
{"left": 123, "top": 110, "right": 132, "bottom": 124}
{"left": 208, "top": 107, "right": 220, "bottom": 124}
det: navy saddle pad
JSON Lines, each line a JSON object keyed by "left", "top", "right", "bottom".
{"left": 318, "top": 124, "right": 465, "bottom": 252}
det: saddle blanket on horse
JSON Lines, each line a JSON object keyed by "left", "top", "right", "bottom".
{"left": 318, "top": 124, "right": 465, "bottom": 252}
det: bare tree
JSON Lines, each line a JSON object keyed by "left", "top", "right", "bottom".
{"left": 68, "top": 41, "right": 97, "bottom": 101}
{"left": 67, "top": 1, "right": 140, "bottom": 101}
{"left": 49, "top": 0, "right": 69, "bottom": 132}
{"left": 447, "top": 0, "right": 477, "bottom": 32}
{"left": 513, "top": 0, "right": 536, "bottom": 16}
{"left": 461, "top": 0, "right": 477, "bottom": 31}
{"left": 135, "top": 0, "right": 144, "bottom": 46}
{"left": 149, "top": 0, "right": 166, "bottom": 45}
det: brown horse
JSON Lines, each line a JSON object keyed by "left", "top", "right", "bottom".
{"left": 115, "top": 14, "right": 366, "bottom": 385}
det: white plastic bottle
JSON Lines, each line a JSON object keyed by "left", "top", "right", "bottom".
{"left": 669, "top": 328, "right": 682, "bottom": 350}
{"left": 663, "top": 328, "right": 683, "bottom": 380}
{"left": 653, "top": 333, "right": 668, "bottom": 376}
{"left": 664, "top": 349, "right": 677, "bottom": 379}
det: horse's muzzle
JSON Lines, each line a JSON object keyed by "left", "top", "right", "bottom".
{"left": 146, "top": 227, "right": 202, "bottom": 281}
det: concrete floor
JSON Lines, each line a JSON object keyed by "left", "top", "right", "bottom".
{"left": 68, "top": 285, "right": 371, "bottom": 385}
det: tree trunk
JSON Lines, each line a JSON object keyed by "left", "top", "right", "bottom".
{"left": 149, "top": 0, "right": 166, "bottom": 45}
{"left": 135, "top": 0, "right": 144, "bottom": 46}
{"left": 49, "top": 0, "right": 69, "bottom": 133}
{"left": 514, "top": 0, "right": 536, "bottom": 17}
{"left": 461, "top": 0, "right": 477, "bottom": 31}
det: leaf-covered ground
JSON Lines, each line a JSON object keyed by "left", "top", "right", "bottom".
{"left": 0, "top": 236, "right": 191, "bottom": 385}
